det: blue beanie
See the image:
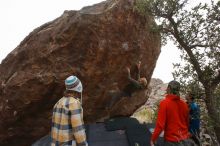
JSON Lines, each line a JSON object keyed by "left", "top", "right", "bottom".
{"left": 65, "top": 75, "right": 83, "bottom": 93}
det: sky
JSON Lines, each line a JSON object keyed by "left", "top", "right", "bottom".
{"left": 0, "top": 0, "right": 211, "bottom": 83}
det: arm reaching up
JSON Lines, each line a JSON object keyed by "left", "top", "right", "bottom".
{"left": 126, "top": 66, "right": 142, "bottom": 89}
{"left": 136, "top": 61, "right": 141, "bottom": 80}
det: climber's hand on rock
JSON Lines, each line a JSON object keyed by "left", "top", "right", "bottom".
{"left": 136, "top": 61, "right": 141, "bottom": 69}
{"left": 126, "top": 67, "right": 130, "bottom": 73}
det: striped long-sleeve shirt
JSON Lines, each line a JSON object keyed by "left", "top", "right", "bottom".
{"left": 51, "top": 97, "right": 88, "bottom": 146}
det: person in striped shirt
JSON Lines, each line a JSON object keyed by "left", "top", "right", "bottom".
{"left": 51, "top": 75, "right": 88, "bottom": 146}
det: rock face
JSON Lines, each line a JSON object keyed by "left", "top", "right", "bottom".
{"left": 0, "top": 0, "right": 161, "bottom": 145}
{"left": 146, "top": 78, "right": 167, "bottom": 107}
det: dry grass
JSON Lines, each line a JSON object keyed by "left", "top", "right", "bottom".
{"left": 132, "top": 107, "right": 155, "bottom": 123}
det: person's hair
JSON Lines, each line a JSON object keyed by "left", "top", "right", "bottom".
{"left": 63, "top": 90, "right": 75, "bottom": 97}
{"left": 188, "top": 92, "right": 195, "bottom": 101}
{"left": 168, "top": 80, "right": 180, "bottom": 96}
{"left": 63, "top": 90, "right": 81, "bottom": 100}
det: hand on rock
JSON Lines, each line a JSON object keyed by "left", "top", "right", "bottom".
{"left": 136, "top": 61, "right": 141, "bottom": 69}
{"left": 126, "top": 67, "right": 130, "bottom": 73}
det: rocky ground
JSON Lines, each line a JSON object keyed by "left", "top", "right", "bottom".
{"left": 132, "top": 78, "right": 220, "bottom": 146}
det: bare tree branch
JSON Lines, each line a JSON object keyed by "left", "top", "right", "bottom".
{"left": 189, "top": 44, "right": 209, "bottom": 49}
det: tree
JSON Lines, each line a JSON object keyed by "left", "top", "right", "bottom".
{"left": 135, "top": 0, "right": 220, "bottom": 126}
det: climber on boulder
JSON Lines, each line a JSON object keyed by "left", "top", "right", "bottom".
{"left": 108, "top": 61, "right": 148, "bottom": 108}
{"left": 124, "top": 61, "right": 148, "bottom": 96}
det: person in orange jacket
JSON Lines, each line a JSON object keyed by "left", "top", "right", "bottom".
{"left": 151, "top": 80, "right": 196, "bottom": 146}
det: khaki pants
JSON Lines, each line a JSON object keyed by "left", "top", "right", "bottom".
{"left": 164, "top": 139, "right": 196, "bottom": 146}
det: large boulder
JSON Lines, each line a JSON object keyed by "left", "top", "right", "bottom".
{"left": 0, "top": 0, "right": 161, "bottom": 145}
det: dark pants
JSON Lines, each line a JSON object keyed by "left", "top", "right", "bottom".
{"left": 164, "top": 139, "right": 196, "bottom": 146}
{"left": 190, "top": 119, "right": 200, "bottom": 146}
{"left": 190, "top": 119, "right": 200, "bottom": 136}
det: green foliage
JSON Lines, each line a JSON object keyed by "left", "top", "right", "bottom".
{"left": 152, "top": 99, "right": 160, "bottom": 123}
{"left": 133, "top": 107, "right": 155, "bottom": 123}
{"left": 213, "top": 85, "right": 220, "bottom": 122}
{"left": 215, "top": 85, "right": 220, "bottom": 96}
{"left": 132, "top": 99, "right": 161, "bottom": 123}
{"left": 183, "top": 81, "right": 204, "bottom": 98}
{"left": 202, "top": 112, "right": 216, "bottom": 130}
{"left": 135, "top": 0, "right": 220, "bottom": 89}
{"left": 135, "top": 0, "right": 151, "bottom": 17}
{"left": 135, "top": 0, "right": 220, "bottom": 127}
{"left": 135, "top": 0, "right": 167, "bottom": 45}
